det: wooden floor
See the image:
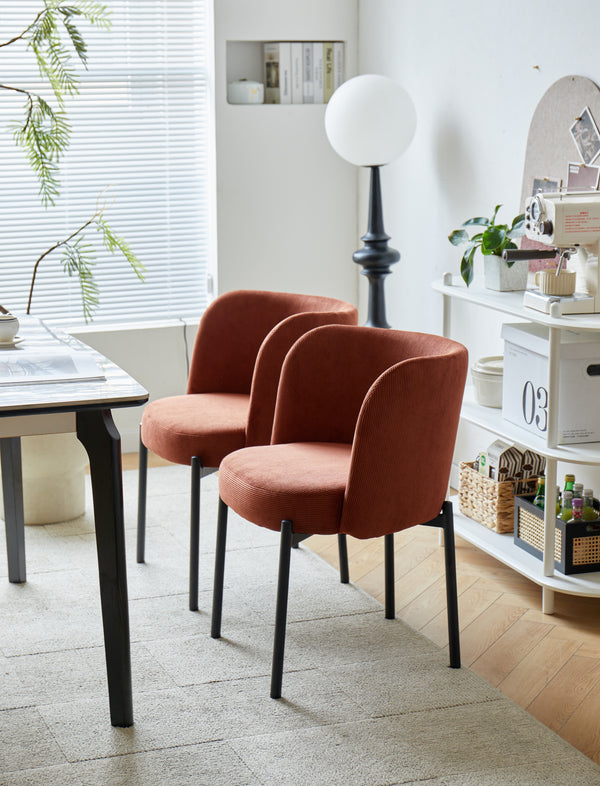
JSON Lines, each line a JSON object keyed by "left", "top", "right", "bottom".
{"left": 310, "top": 525, "right": 600, "bottom": 767}
{"left": 128, "top": 453, "right": 600, "bottom": 766}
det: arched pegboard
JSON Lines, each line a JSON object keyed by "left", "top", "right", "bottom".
{"left": 520, "top": 75, "right": 600, "bottom": 210}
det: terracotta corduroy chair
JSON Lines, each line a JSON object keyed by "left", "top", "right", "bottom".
{"left": 137, "top": 290, "right": 358, "bottom": 610}
{"left": 211, "top": 324, "right": 468, "bottom": 698}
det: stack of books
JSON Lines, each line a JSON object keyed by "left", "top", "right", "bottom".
{"left": 264, "top": 42, "right": 345, "bottom": 104}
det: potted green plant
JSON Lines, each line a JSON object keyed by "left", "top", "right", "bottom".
{"left": 448, "top": 205, "right": 526, "bottom": 290}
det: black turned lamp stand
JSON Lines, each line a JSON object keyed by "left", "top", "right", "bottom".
{"left": 354, "top": 165, "right": 400, "bottom": 329}
{"left": 325, "top": 74, "right": 417, "bottom": 616}
{"left": 324, "top": 74, "right": 416, "bottom": 330}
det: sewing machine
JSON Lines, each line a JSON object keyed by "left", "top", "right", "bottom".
{"left": 505, "top": 191, "right": 600, "bottom": 314}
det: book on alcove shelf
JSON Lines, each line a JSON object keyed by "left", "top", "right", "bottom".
{"left": 264, "top": 42, "right": 291, "bottom": 104}
{"left": 291, "top": 42, "right": 303, "bottom": 104}
{"left": 303, "top": 42, "right": 314, "bottom": 103}
{"left": 265, "top": 41, "right": 344, "bottom": 105}
{"left": 0, "top": 349, "right": 106, "bottom": 386}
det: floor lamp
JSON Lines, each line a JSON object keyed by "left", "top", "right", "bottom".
{"left": 325, "top": 74, "right": 417, "bottom": 329}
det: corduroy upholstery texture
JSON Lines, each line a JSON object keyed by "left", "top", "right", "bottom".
{"left": 219, "top": 325, "right": 468, "bottom": 538}
{"left": 140, "top": 290, "right": 357, "bottom": 467}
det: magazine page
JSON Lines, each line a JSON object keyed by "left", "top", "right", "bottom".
{"left": 0, "top": 349, "right": 106, "bottom": 386}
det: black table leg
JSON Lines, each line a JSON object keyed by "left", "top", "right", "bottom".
{"left": 1, "top": 437, "right": 26, "bottom": 583}
{"left": 76, "top": 408, "right": 133, "bottom": 728}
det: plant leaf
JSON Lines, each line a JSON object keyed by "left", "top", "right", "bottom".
{"left": 508, "top": 213, "right": 526, "bottom": 238}
{"left": 481, "top": 226, "right": 506, "bottom": 254}
{"left": 463, "top": 217, "right": 489, "bottom": 227}
{"left": 448, "top": 229, "right": 469, "bottom": 246}
{"left": 490, "top": 204, "right": 502, "bottom": 224}
{"left": 460, "top": 245, "right": 476, "bottom": 287}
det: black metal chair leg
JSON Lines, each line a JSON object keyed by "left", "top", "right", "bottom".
{"left": 136, "top": 430, "right": 148, "bottom": 564}
{"left": 211, "top": 498, "right": 229, "bottom": 639}
{"left": 384, "top": 532, "right": 395, "bottom": 619}
{"left": 441, "top": 501, "right": 461, "bottom": 668}
{"left": 271, "top": 520, "right": 294, "bottom": 699}
{"left": 338, "top": 533, "right": 349, "bottom": 584}
{"left": 189, "top": 456, "right": 202, "bottom": 611}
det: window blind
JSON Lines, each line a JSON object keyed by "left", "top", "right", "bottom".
{"left": 0, "top": 1, "right": 212, "bottom": 325}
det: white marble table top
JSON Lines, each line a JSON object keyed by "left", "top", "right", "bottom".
{"left": 0, "top": 316, "right": 148, "bottom": 415}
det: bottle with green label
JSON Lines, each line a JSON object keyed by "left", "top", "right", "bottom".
{"left": 533, "top": 476, "right": 545, "bottom": 509}
{"left": 564, "top": 474, "right": 575, "bottom": 496}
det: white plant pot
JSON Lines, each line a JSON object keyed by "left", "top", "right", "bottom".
{"left": 0, "top": 433, "right": 87, "bottom": 524}
{"left": 484, "top": 255, "right": 529, "bottom": 291}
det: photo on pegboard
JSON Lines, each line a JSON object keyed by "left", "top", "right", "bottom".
{"left": 531, "top": 177, "right": 560, "bottom": 197}
{"left": 566, "top": 161, "right": 600, "bottom": 191}
{"left": 570, "top": 106, "right": 600, "bottom": 165}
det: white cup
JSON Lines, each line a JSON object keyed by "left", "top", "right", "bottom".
{"left": 0, "top": 314, "right": 20, "bottom": 344}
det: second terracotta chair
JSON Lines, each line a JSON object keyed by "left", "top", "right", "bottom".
{"left": 211, "top": 324, "right": 468, "bottom": 698}
{"left": 137, "top": 289, "right": 358, "bottom": 610}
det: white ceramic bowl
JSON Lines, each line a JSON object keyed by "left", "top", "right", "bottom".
{"left": 471, "top": 355, "right": 503, "bottom": 408}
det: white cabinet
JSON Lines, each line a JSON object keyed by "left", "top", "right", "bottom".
{"left": 434, "top": 273, "right": 600, "bottom": 613}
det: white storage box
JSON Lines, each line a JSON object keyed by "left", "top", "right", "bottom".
{"left": 501, "top": 322, "right": 600, "bottom": 444}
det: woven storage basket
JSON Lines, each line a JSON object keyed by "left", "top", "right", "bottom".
{"left": 458, "top": 461, "right": 535, "bottom": 534}
{"left": 514, "top": 495, "right": 600, "bottom": 574}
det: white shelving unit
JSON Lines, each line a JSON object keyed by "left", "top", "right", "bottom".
{"left": 434, "top": 273, "right": 600, "bottom": 613}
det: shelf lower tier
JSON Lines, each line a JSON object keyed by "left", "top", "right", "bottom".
{"left": 450, "top": 495, "right": 600, "bottom": 598}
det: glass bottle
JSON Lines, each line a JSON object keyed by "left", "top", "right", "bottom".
{"left": 568, "top": 497, "right": 584, "bottom": 524}
{"left": 582, "top": 489, "right": 597, "bottom": 521}
{"left": 556, "top": 487, "right": 562, "bottom": 516}
{"left": 564, "top": 474, "right": 575, "bottom": 496}
{"left": 533, "top": 476, "right": 545, "bottom": 509}
{"left": 560, "top": 490, "right": 573, "bottom": 522}
{"left": 573, "top": 483, "right": 584, "bottom": 502}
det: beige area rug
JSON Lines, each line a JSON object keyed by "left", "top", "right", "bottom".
{"left": 1, "top": 465, "right": 600, "bottom": 785}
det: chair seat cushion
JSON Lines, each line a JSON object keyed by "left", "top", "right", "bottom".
{"left": 219, "top": 442, "right": 351, "bottom": 534}
{"left": 141, "top": 393, "right": 250, "bottom": 467}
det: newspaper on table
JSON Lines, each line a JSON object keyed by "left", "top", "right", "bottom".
{"left": 0, "top": 348, "right": 105, "bottom": 386}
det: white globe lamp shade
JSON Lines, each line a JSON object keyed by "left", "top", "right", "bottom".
{"left": 324, "top": 74, "right": 416, "bottom": 167}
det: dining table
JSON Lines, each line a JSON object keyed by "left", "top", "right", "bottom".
{"left": 0, "top": 316, "right": 148, "bottom": 727}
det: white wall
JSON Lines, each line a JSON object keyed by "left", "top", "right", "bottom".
{"left": 213, "top": 0, "right": 359, "bottom": 302}
{"left": 358, "top": 0, "right": 600, "bottom": 485}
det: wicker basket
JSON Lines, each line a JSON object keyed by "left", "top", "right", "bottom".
{"left": 514, "top": 495, "right": 600, "bottom": 574}
{"left": 458, "top": 461, "right": 536, "bottom": 534}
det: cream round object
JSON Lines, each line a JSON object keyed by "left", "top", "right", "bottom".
{"left": 0, "top": 433, "right": 87, "bottom": 524}
{"left": 227, "top": 79, "right": 264, "bottom": 104}
{"left": 471, "top": 355, "right": 503, "bottom": 408}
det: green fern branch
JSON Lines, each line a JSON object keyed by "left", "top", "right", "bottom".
{"left": 26, "top": 198, "right": 145, "bottom": 323}
{"left": 1, "top": 0, "right": 111, "bottom": 204}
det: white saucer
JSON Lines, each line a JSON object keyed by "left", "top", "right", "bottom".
{"left": 0, "top": 336, "right": 24, "bottom": 348}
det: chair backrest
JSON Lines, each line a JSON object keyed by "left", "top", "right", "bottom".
{"left": 271, "top": 324, "right": 468, "bottom": 538}
{"left": 186, "top": 290, "right": 357, "bottom": 444}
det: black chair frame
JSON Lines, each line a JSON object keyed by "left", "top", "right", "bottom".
{"left": 211, "top": 498, "right": 460, "bottom": 699}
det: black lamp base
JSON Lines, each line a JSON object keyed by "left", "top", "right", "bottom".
{"left": 353, "top": 165, "right": 399, "bottom": 329}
